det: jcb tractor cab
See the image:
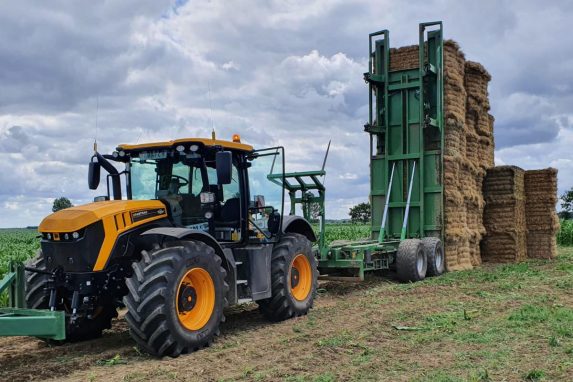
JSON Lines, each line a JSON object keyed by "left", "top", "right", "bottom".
{"left": 27, "top": 135, "right": 318, "bottom": 357}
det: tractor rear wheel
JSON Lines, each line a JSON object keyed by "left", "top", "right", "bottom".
{"left": 396, "top": 239, "right": 427, "bottom": 282}
{"left": 25, "top": 251, "right": 117, "bottom": 342}
{"left": 258, "top": 233, "right": 317, "bottom": 321}
{"left": 123, "top": 240, "right": 228, "bottom": 357}
{"left": 422, "top": 237, "right": 445, "bottom": 276}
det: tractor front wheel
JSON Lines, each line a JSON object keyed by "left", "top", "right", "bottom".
{"left": 258, "top": 233, "right": 318, "bottom": 321}
{"left": 123, "top": 240, "right": 227, "bottom": 357}
{"left": 396, "top": 239, "right": 427, "bottom": 282}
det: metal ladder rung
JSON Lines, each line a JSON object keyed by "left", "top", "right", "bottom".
{"left": 236, "top": 279, "right": 248, "bottom": 285}
{"left": 235, "top": 261, "right": 243, "bottom": 266}
{"left": 237, "top": 298, "right": 253, "bottom": 304}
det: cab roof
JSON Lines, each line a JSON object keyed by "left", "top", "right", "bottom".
{"left": 117, "top": 137, "right": 254, "bottom": 153}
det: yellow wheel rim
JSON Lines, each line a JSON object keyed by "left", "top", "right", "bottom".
{"left": 176, "top": 268, "right": 215, "bottom": 331}
{"left": 290, "top": 254, "right": 312, "bottom": 301}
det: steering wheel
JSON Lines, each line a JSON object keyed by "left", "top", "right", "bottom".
{"left": 171, "top": 175, "right": 189, "bottom": 187}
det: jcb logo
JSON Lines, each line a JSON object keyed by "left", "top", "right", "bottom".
{"left": 131, "top": 208, "right": 166, "bottom": 223}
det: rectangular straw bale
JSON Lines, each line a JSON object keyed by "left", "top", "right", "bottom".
{"left": 482, "top": 166, "right": 525, "bottom": 202}
{"left": 524, "top": 168, "right": 559, "bottom": 259}
{"left": 526, "top": 232, "right": 558, "bottom": 259}
{"left": 481, "top": 166, "right": 527, "bottom": 262}
{"left": 481, "top": 231, "right": 527, "bottom": 263}
{"left": 389, "top": 45, "right": 419, "bottom": 72}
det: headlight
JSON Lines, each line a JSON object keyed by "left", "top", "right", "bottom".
{"left": 72, "top": 232, "right": 80, "bottom": 239}
{"left": 190, "top": 144, "right": 199, "bottom": 152}
{"left": 176, "top": 145, "right": 185, "bottom": 152}
{"left": 46, "top": 233, "right": 52, "bottom": 240}
{"left": 205, "top": 211, "right": 214, "bottom": 219}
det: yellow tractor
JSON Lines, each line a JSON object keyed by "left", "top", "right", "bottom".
{"left": 26, "top": 135, "right": 318, "bottom": 357}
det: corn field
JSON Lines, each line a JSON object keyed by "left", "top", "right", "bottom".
{"left": 314, "top": 223, "right": 370, "bottom": 245}
{"left": 557, "top": 219, "right": 573, "bottom": 246}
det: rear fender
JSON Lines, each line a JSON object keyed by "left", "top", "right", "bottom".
{"left": 281, "top": 215, "right": 317, "bottom": 242}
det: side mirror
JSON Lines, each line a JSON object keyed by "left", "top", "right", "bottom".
{"left": 88, "top": 158, "right": 101, "bottom": 190}
{"left": 216, "top": 151, "right": 232, "bottom": 185}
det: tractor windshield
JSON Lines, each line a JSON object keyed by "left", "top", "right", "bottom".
{"left": 129, "top": 149, "right": 241, "bottom": 239}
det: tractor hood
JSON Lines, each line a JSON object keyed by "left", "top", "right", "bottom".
{"left": 39, "top": 200, "right": 167, "bottom": 233}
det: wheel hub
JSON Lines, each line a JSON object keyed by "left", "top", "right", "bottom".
{"left": 417, "top": 251, "right": 424, "bottom": 274}
{"left": 178, "top": 284, "right": 197, "bottom": 312}
{"left": 291, "top": 267, "right": 300, "bottom": 288}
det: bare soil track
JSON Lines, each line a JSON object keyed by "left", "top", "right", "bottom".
{"left": 1, "top": 249, "right": 572, "bottom": 382}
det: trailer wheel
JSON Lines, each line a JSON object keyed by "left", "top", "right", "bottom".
{"left": 422, "top": 237, "right": 445, "bottom": 276}
{"left": 25, "top": 251, "right": 117, "bottom": 342}
{"left": 123, "top": 240, "right": 228, "bottom": 357}
{"left": 258, "top": 233, "right": 318, "bottom": 321}
{"left": 396, "top": 239, "right": 427, "bottom": 282}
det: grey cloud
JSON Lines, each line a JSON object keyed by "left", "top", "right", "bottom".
{"left": 0, "top": 0, "right": 571, "bottom": 226}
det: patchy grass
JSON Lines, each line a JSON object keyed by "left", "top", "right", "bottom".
{"left": 1, "top": 242, "right": 572, "bottom": 381}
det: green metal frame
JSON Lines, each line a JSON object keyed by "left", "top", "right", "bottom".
{"left": 268, "top": 170, "right": 326, "bottom": 249}
{"left": 0, "top": 262, "right": 65, "bottom": 340}
{"left": 315, "top": 22, "right": 444, "bottom": 280}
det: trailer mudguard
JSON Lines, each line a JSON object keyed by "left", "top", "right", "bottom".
{"left": 282, "top": 215, "right": 317, "bottom": 242}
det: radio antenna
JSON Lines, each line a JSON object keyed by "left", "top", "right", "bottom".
{"left": 208, "top": 80, "right": 215, "bottom": 133}
{"left": 93, "top": 96, "right": 99, "bottom": 153}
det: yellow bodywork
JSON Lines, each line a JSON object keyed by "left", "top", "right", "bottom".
{"left": 117, "top": 137, "right": 254, "bottom": 152}
{"left": 39, "top": 200, "right": 168, "bottom": 271}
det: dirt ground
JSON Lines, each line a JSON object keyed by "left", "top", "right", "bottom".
{"left": 1, "top": 249, "right": 572, "bottom": 382}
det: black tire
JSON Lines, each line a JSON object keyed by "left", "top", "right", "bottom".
{"left": 123, "top": 240, "right": 228, "bottom": 357}
{"left": 258, "top": 233, "right": 318, "bottom": 322}
{"left": 396, "top": 239, "right": 427, "bottom": 282}
{"left": 25, "top": 251, "right": 117, "bottom": 342}
{"left": 422, "top": 237, "right": 445, "bottom": 277}
{"left": 25, "top": 252, "right": 50, "bottom": 310}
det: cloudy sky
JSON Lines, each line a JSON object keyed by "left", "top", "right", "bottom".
{"left": 0, "top": 0, "right": 571, "bottom": 227}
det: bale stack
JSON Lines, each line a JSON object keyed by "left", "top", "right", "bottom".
{"left": 481, "top": 166, "right": 527, "bottom": 263}
{"left": 442, "top": 42, "right": 494, "bottom": 270}
{"left": 389, "top": 41, "right": 495, "bottom": 271}
{"left": 524, "top": 169, "right": 559, "bottom": 259}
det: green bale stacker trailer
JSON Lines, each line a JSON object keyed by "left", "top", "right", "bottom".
{"left": 289, "top": 22, "right": 446, "bottom": 282}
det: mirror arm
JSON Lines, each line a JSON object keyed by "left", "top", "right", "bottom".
{"left": 96, "top": 152, "right": 122, "bottom": 200}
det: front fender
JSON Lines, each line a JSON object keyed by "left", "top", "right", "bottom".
{"left": 141, "top": 227, "right": 232, "bottom": 273}
{"left": 282, "top": 215, "right": 317, "bottom": 242}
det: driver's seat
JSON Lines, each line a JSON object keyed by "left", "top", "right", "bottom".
{"left": 157, "top": 179, "right": 184, "bottom": 224}
{"left": 215, "top": 197, "right": 240, "bottom": 227}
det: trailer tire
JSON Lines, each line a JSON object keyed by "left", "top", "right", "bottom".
{"left": 396, "top": 239, "right": 427, "bottom": 282}
{"left": 258, "top": 233, "right": 318, "bottom": 321}
{"left": 25, "top": 251, "right": 118, "bottom": 342}
{"left": 123, "top": 241, "right": 228, "bottom": 357}
{"left": 422, "top": 237, "right": 445, "bottom": 277}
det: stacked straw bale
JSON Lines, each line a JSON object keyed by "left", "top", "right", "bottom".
{"left": 389, "top": 41, "right": 495, "bottom": 271}
{"left": 481, "top": 166, "right": 527, "bottom": 263}
{"left": 524, "top": 169, "right": 559, "bottom": 259}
